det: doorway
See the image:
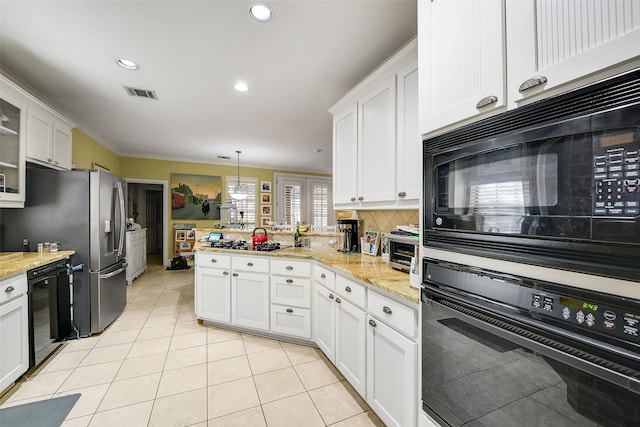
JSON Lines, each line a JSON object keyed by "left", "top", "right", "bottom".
{"left": 126, "top": 179, "right": 169, "bottom": 266}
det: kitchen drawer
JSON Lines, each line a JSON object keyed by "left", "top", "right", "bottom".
{"left": 314, "top": 264, "right": 335, "bottom": 291}
{"left": 270, "top": 259, "right": 311, "bottom": 277}
{"left": 196, "top": 252, "right": 231, "bottom": 269}
{"left": 270, "top": 277, "right": 311, "bottom": 308}
{"left": 335, "top": 275, "right": 366, "bottom": 310}
{"left": 368, "top": 290, "right": 417, "bottom": 339}
{"left": 0, "top": 273, "right": 27, "bottom": 305}
{"left": 270, "top": 305, "right": 311, "bottom": 339}
{"left": 232, "top": 255, "right": 269, "bottom": 273}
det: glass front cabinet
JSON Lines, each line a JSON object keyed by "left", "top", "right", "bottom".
{"left": 0, "top": 77, "right": 27, "bottom": 208}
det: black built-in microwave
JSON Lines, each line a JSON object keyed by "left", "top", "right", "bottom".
{"left": 423, "top": 69, "right": 640, "bottom": 281}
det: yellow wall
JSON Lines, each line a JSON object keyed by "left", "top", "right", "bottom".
{"left": 71, "top": 129, "right": 121, "bottom": 176}
{"left": 71, "top": 131, "right": 330, "bottom": 261}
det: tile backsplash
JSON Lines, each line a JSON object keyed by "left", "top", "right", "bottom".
{"left": 356, "top": 210, "right": 419, "bottom": 233}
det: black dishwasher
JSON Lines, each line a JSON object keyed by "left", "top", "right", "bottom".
{"left": 27, "top": 260, "right": 72, "bottom": 367}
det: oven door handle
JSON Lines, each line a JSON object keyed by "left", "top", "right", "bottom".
{"left": 427, "top": 297, "right": 640, "bottom": 395}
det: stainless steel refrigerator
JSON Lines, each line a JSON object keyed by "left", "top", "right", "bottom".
{"left": 0, "top": 167, "right": 127, "bottom": 336}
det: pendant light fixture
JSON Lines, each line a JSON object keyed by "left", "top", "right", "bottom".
{"left": 229, "top": 150, "right": 248, "bottom": 200}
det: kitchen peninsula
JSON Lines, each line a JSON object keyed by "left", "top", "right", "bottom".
{"left": 193, "top": 230, "right": 419, "bottom": 427}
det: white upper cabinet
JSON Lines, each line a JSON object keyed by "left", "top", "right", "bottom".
{"left": 331, "top": 39, "right": 418, "bottom": 210}
{"left": 396, "top": 61, "right": 421, "bottom": 205}
{"left": 0, "top": 77, "right": 27, "bottom": 208}
{"left": 26, "top": 103, "right": 73, "bottom": 170}
{"left": 357, "top": 77, "right": 397, "bottom": 205}
{"left": 419, "top": 0, "right": 640, "bottom": 136}
{"left": 507, "top": 0, "right": 640, "bottom": 107}
{"left": 419, "top": 0, "right": 506, "bottom": 135}
{"left": 333, "top": 104, "right": 358, "bottom": 205}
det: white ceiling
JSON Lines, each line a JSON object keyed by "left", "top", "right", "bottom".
{"left": 0, "top": 0, "right": 417, "bottom": 174}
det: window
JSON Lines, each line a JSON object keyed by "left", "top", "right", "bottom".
{"left": 225, "top": 176, "right": 257, "bottom": 227}
{"left": 275, "top": 174, "right": 333, "bottom": 227}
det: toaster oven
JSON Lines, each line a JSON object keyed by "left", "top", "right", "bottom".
{"left": 386, "top": 234, "right": 419, "bottom": 273}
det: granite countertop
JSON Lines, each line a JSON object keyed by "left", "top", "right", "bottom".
{"left": 0, "top": 251, "right": 76, "bottom": 279}
{"left": 195, "top": 244, "right": 419, "bottom": 304}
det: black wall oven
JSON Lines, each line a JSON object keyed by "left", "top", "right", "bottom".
{"left": 421, "top": 258, "right": 640, "bottom": 427}
{"left": 423, "top": 69, "right": 640, "bottom": 282}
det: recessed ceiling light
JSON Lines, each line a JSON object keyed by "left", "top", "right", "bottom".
{"left": 234, "top": 82, "right": 249, "bottom": 92}
{"left": 249, "top": 4, "right": 273, "bottom": 22}
{"left": 116, "top": 58, "right": 140, "bottom": 70}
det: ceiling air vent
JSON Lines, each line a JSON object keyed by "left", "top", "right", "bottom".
{"left": 124, "top": 86, "right": 158, "bottom": 100}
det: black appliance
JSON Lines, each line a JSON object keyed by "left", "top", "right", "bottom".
{"left": 27, "top": 259, "right": 72, "bottom": 367}
{"left": 423, "top": 69, "right": 640, "bottom": 281}
{"left": 421, "top": 258, "right": 640, "bottom": 427}
{"left": 337, "top": 219, "right": 359, "bottom": 253}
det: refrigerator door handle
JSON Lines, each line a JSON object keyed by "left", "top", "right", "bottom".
{"left": 99, "top": 264, "right": 128, "bottom": 280}
{"left": 116, "top": 181, "right": 125, "bottom": 258}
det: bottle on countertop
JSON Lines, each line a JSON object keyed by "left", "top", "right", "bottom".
{"left": 22, "top": 238, "right": 30, "bottom": 252}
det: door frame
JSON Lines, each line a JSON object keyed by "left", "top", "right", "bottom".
{"left": 124, "top": 178, "right": 169, "bottom": 266}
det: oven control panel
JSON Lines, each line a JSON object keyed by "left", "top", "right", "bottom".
{"left": 530, "top": 291, "right": 640, "bottom": 343}
{"left": 593, "top": 134, "right": 640, "bottom": 217}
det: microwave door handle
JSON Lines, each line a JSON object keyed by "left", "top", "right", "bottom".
{"left": 116, "top": 181, "right": 125, "bottom": 257}
{"left": 536, "top": 139, "right": 556, "bottom": 215}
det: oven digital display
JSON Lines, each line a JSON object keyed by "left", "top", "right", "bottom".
{"left": 597, "top": 131, "right": 635, "bottom": 147}
{"left": 560, "top": 297, "right": 599, "bottom": 313}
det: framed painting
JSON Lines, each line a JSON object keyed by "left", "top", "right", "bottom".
{"left": 261, "top": 181, "right": 272, "bottom": 192}
{"left": 261, "top": 193, "right": 271, "bottom": 204}
{"left": 171, "top": 173, "right": 222, "bottom": 220}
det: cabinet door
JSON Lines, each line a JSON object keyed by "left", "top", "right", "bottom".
{"left": 270, "top": 306, "right": 311, "bottom": 339}
{"left": 335, "top": 296, "right": 366, "bottom": 397}
{"left": 232, "top": 271, "right": 269, "bottom": 330}
{"left": 507, "top": 0, "right": 640, "bottom": 107}
{"left": 396, "top": 61, "right": 421, "bottom": 206}
{"left": 0, "top": 80, "right": 27, "bottom": 207}
{"left": 333, "top": 104, "right": 358, "bottom": 206}
{"left": 0, "top": 295, "right": 29, "bottom": 393}
{"left": 419, "top": 0, "right": 505, "bottom": 136}
{"left": 26, "top": 104, "right": 53, "bottom": 163}
{"left": 366, "top": 315, "right": 417, "bottom": 427}
{"left": 313, "top": 283, "right": 336, "bottom": 361}
{"left": 196, "top": 267, "right": 231, "bottom": 323}
{"left": 358, "top": 77, "right": 397, "bottom": 204}
{"left": 52, "top": 119, "right": 72, "bottom": 170}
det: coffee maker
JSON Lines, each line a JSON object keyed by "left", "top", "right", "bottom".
{"left": 337, "top": 219, "right": 359, "bottom": 253}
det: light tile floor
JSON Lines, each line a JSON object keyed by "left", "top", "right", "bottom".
{"left": 0, "top": 262, "right": 384, "bottom": 427}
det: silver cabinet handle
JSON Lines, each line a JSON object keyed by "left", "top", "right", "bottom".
{"left": 211, "top": 259, "right": 217, "bottom": 263}
{"left": 358, "top": 196, "right": 364, "bottom": 201}
{"left": 286, "top": 279, "right": 293, "bottom": 284}
{"left": 329, "top": 294, "right": 334, "bottom": 300}
{"left": 350, "top": 197, "right": 356, "bottom": 202}
{"left": 519, "top": 75, "right": 548, "bottom": 92}
{"left": 382, "top": 306, "right": 392, "bottom": 315}
{"left": 320, "top": 273, "right": 326, "bottom": 279}
{"left": 232, "top": 273, "right": 238, "bottom": 277}
{"left": 286, "top": 266, "right": 293, "bottom": 271}
{"left": 398, "top": 191, "right": 407, "bottom": 197}
{"left": 53, "top": 160, "right": 59, "bottom": 165}
{"left": 475, "top": 95, "right": 498, "bottom": 109}
{"left": 369, "top": 319, "right": 377, "bottom": 327}
{"left": 47, "top": 158, "right": 53, "bottom": 163}
{"left": 247, "top": 262, "right": 254, "bottom": 267}
{"left": 345, "top": 286, "right": 351, "bottom": 293}
{"left": 5, "top": 286, "right": 14, "bottom": 293}
{"left": 286, "top": 308, "right": 293, "bottom": 313}
{"left": 223, "top": 271, "right": 229, "bottom": 276}
{"left": 335, "top": 297, "right": 341, "bottom": 304}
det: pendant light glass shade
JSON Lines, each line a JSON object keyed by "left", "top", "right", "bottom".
{"left": 229, "top": 150, "right": 248, "bottom": 200}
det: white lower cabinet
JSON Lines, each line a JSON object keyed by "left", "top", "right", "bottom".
{"left": 195, "top": 253, "right": 231, "bottom": 323}
{"left": 270, "top": 306, "right": 311, "bottom": 338}
{"left": 232, "top": 270, "right": 269, "bottom": 331}
{"left": 366, "top": 314, "right": 418, "bottom": 427}
{"left": 314, "top": 273, "right": 367, "bottom": 398}
{"left": 125, "top": 228, "right": 147, "bottom": 285}
{"left": 0, "top": 273, "right": 29, "bottom": 394}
